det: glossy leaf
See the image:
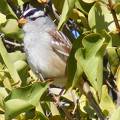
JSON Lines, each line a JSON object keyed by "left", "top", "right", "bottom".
{"left": 114, "top": 3, "right": 120, "bottom": 14}
{"left": 75, "top": 33, "right": 110, "bottom": 97}
{"left": 0, "top": 87, "right": 8, "bottom": 110}
{"left": 0, "top": 13, "right": 6, "bottom": 24}
{"left": 9, "top": 51, "right": 26, "bottom": 63}
{"left": 109, "top": 107, "right": 120, "bottom": 120}
{"left": 35, "top": 103, "right": 48, "bottom": 120}
{"left": 58, "top": 0, "right": 76, "bottom": 29}
{"left": 0, "top": 19, "right": 24, "bottom": 40}
{"left": 0, "top": 0, "right": 17, "bottom": 19}
{"left": 5, "top": 82, "right": 48, "bottom": 119}
{"left": 52, "top": 0, "right": 64, "bottom": 13}
{"left": 100, "top": 85, "right": 115, "bottom": 115}
{"left": 88, "top": 2, "right": 120, "bottom": 32}
{"left": 14, "top": 60, "right": 28, "bottom": 72}
{"left": 67, "top": 35, "right": 83, "bottom": 88}
{"left": 110, "top": 32, "right": 120, "bottom": 46}
{"left": 116, "top": 66, "right": 120, "bottom": 91}
{"left": 107, "top": 47, "right": 120, "bottom": 74}
{"left": 49, "top": 101, "right": 64, "bottom": 120}
{"left": 75, "top": 0, "right": 93, "bottom": 15}
{"left": 0, "top": 37, "right": 21, "bottom": 85}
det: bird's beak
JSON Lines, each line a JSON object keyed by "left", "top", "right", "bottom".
{"left": 18, "top": 17, "right": 28, "bottom": 26}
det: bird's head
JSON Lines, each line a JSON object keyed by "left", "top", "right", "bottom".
{"left": 18, "top": 8, "right": 45, "bottom": 25}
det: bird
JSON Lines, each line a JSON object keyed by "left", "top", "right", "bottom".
{"left": 18, "top": 7, "right": 72, "bottom": 88}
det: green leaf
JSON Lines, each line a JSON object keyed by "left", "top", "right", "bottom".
{"left": 3, "top": 77, "right": 12, "bottom": 91}
{"left": 100, "top": 85, "right": 115, "bottom": 115}
{"left": 0, "top": 36, "right": 21, "bottom": 85}
{"left": 0, "top": 114, "right": 5, "bottom": 120}
{"left": 110, "top": 32, "right": 120, "bottom": 46}
{"left": 62, "top": 88, "right": 78, "bottom": 103}
{"left": 0, "top": 0, "right": 17, "bottom": 19}
{"left": 36, "top": 103, "right": 48, "bottom": 120}
{"left": 88, "top": 2, "right": 120, "bottom": 32}
{"left": 75, "top": 33, "right": 110, "bottom": 97}
{"left": 0, "top": 19, "right": 24, "bottom": 40}
{"left": 109, "top": 107, "right": 120, "bottom": 120}
{"left": 0, "top": 13, "right": 6, "bottom": 24}
{"left": 113, "top": 0, "right": 120, "bottom": 3}
{"left": 114, "top": 3, "right": 120, "bottom": 14}
{"left": 58, "top": 0, "right": 76, "bottom": 29}
{"left": 15, "top": 0, "right": 24, "bottom": 6}
{"left": 71, "top": 58, "right": 83, "bottom": 88}
{"left": 67, "top": 35, "right": 83, "bottom": 88}
{"left": 75, "top": 0, "right": 93, "bottom": 15}
{"left": 52, "top": 0, "right": 65, "bottom": 13}
{"left": 82, "top": 0, "right": 96, "bottom": 3}
{"left": 116, "top": 66, "right": 120, "bottom": 91}
{"left": 5, "top": 82, "right": 48, "bottom": 120}
{"left": 14, "top": 60, "right": 28, "bottom": 72}
{"left": 0, "top": 87, "right": 8, "bottom": 110}
{"left": 9, "top": 51, "right": 26, "bottom": 63}
{"left": 107, "top": 47, "right": 120, "bottom": 74}
{"left": 6, "top": 99, "right": 33, "bottom": 119}
{"left": 50, "top": 102, "right": 60, "bottom": 116}
{"left": 14, "top": 60, "right": 29, "bottom": 86}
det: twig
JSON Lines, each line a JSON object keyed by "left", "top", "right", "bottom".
{"left": 106, "top": 79, "right": 117, "bottom": 94}
{"left": 52, "top": 4, "right": 60, "bottom": 21}
{"left": 50, "top": 3, "right": 71, "bottom": 31}
{"left": 6, "top": 0, "right": 21, "bottom": 18}
{"left": 70, "top": 90, "right": 79, "bottom": 115}
{"left": 72, "top": 98, "right": 79, "bottom": 115}
{"left": 51, "top": 93, "right": 73, "bottom": 120}
{"left": 0, "top": 33, "right": 23, "bottom": 49}
{"left": 59, "top": 106, "right": 74, "bottom": 120}
{"left": 108, "top": 0, "right": 120, "bottom": 33}
{"left": 4, "top": 39, "right": 23, "bottom": 47}
{"left": 79, "top": 82, "right": 105, "bottom": 120}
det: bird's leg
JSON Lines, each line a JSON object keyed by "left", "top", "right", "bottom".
{"left": 39, "top": 75, "right": 65, "bottom": 106}
{"left": 49, "top": 87, "right": 65, "bottom": 106}
{"left": 72, "top": 94, "right": 79, "bottom": 115}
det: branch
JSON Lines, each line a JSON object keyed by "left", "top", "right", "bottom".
{"left": 51, "top": 93, "right": 74, "bottom": 120}
{"left": 79, "top": 82, "right": 106, "bottom": 120}
{"left": 52, "top": 4, "right": 60, "bottom": 21}
{"left": 4, "top": 39, "right": 23, "bottom": 47}
{"left": 108, "top": 0, "right": 120, "bottom": 33}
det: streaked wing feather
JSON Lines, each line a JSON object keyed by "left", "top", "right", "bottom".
{"left": 48, "top": 30, "right": 72, "bottom": 61}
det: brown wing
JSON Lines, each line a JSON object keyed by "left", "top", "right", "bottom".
{"left": 48, "top": 30, "right": 72, "bottom": 62}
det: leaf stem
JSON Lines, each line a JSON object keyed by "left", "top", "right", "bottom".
{"left": 108, "top": 0, "right": 120, "bottom": 33}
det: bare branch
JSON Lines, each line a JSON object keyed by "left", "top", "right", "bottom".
{"left": 108, "top": 0, "right": 120, "bottom": 33}
{"left": 79, "top": 82, "right": 106, "bottom": 120}
{"left": 4, "top": 39, "right": 23, "bottom": 47}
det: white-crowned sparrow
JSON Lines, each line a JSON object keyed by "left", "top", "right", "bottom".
{"left": 18, "top": 7, "right": 72, "bottom": 87}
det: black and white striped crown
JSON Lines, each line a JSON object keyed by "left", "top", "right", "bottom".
{"left": 23, "top": 8, "right": 45, "bottom": 19}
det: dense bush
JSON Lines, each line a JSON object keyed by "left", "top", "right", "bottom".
{"left": 0, "top": 0, "right": 120, "bottom": 120}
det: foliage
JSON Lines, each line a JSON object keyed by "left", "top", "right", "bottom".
{"left": 0, "top": 0, "right": 120, "bottom": 120}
